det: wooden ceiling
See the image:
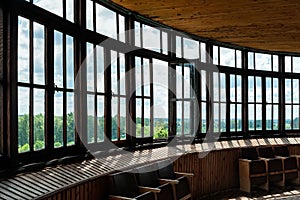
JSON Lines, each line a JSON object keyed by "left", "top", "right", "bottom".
{"left": 110, "top": 0, "right": 300, "bottom": 53}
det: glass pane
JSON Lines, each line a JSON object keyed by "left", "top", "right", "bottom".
{"left": 266, "top": 105, "right": 272, "bottom": 130}
{"left": 256, "top": 104, "right": 262, "bottom": 130}
{"left": 293, "top": 79, "right": 299, "bottom": 103}
{"left": 120, "top": 53, "right": 126, "bottom": 95}
{"left": 184, "top": 66, "right": 190, "bottom": 98}
{"left": 213, "top": 103, "right": 219, "bottom": 132}
{"left": 119, "top": 15, "right": 126, "bottom": 43}
{"left": 97, "top": 95, "right": 104, "bottom": 142}
{"left": 111, "top": 51, "right": 118, "bottom": 94}
{"left": 120, "top": 98, "right": 127, "bottom": 140}
{"left": 255, "top": 53, "right": 271, "bottom": 71}
{"left": 273, "top": 105, "right": 278, "bottom": 130}
{"left": 33, "top": 0, "right": 63, "bottom": 17}
{"left": 201, "top": 102, "right": 206, "bottom": 133}
{"left": 293, "top": 105, "right": 299, "bottom": 129}
{"left": 184, "top": 101, "right": 190, "bottom": 135}
{"left": 86, "top": 0, "right": 93, "bottom": 31}
{"left": 18, "top": 87, "right": 30, "bottom": 153}
{"left": 33, "top": 89, "right": 45, "bottom": 151}
{"left": 54, "top": 31, "right": 63, "bottom": 88}
{"left": 176, "top": 65, "right": 183, "bottom": 99}
{"left": 135, "top": 21, "right": 141, "bottom": 47}
{"left": 230, "top": 75, "right": 235, "bottom": 102}
{"left": 285, "top": 56, "right": 291, "bottom": 72}
{"left": 144, "top": 99, "right": 150, "bottom": 137}
{"left": 248, "top": 104, "right": 255, "bottom": 130}
{"left": 143, "top": 59, "right": 150, "bottom": 96}
{"left": 256, "top": 77, "right": 262, "bottom": 103}
{"left": 213, "top": 46, "right": 219, "bottom": 65}
{"left": 136, "top": 98, "right": 142, "bottom": 138}
{"left": 248, "top": 76, "right": 254, "bottom": 102}
{"left": 54, "top": 92, "right": 63, "bottom": 148}
{"left": 97, "top": 46, "right": 105, "bottom": 93}
{"left": 135, "top": 57, "right": 142, "bottom": 96}
{"left": 273, "top": 55, "right": 279, "bottom": 72}
{"left": 162, "top": 31, "right": 168, "bottom": 55}
{"left": 213, "top": 73, "right": 219, "bottom": 101}
{"left": 293, "top": 57, "right": 300, "bottom": 73}
{"left": 273, "top": 78, "right": 279, "bottom": 103}
{"left": 220, "top": 103, "right": 226, "bottom": 132}
{"left": 87, "top": 94, "right": 95, "bottom": 143}
{"left": 183, "top": 38, "right": 199, "bottom": 59}
{"left": 96, "top": 4, "right": 117, "bottom": 39}
{"left": 176, "top": 36, "right": 182, "bottom": 58}
{"left": 236, "top": 75, "right": 242, "bottom": 102}
{"left": 18, "top": 17, "right": 30, "bottom": 83}
{"left": 176, "top": 101, "right": 182, "bottom": 135}
{"left": 220, "top": 73, "right": 226, "bottom": 102}
{"left": 220, "top": 47, "right": 235, "bottom": 67}
{"left": 86, "top": 43, "right": 94, "bottom": 92}
{"left": 285, "top": 79, "right": 292, "bottom": 103}
{"left": 143, "top": 25, "right": 160, "bottom": 53}
{"left": 33, "top": 22, "right": 45, "bottom": 85}
{"left": 236, "top": 50, "right": 242, "bottom": 68}
{"left": 67, "top": 92, "right": 75, "bottom": 146}
{"left": 66, "top": 0, "right": 74, "bottom": 22}
{"left": 230, "top": 104, "right": 235, "bottom": 131}
{"left": 285, "top": 105, "right": 292, "bottom": 130}
{"left": 237, "top": 104, "right": 242, "bottom": 131}
{"left": 66, "top": 35, "right": 74, "bottom": 89}
{"left": 111, "top": 97, "right": 118, "bottom": 141}
{"left": 200, "top": 43, "right": 206, "bottom": 63}
{"left": 201, "top": 70, "right": 206, "bottom": 100}
{"left": 266, "top": 78, "right": 272, "bottom": 103}
{"left": 248, "top": 52, "right": 254, "bottom": 69}
{"left": 153, "top": 59, "right": 168, "bottom": 138}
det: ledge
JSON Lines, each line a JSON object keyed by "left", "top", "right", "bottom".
{"left": 0, "top": 137, "right": 299, "bottom": 200}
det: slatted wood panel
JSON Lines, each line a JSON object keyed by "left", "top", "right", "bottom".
{"left": 173, "top": 150, "right": 240, "bottom": 199}
{"left": 110, "top": 0, "right": 300, "bottom": 53}
{"left": 0, "top": 138, "right": 300, "bottom": 199}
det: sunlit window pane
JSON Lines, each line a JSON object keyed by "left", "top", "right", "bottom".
{"left": 67, "top": 92, "right": 75, "bottom": 146}
{"left": 33, "top": 89, "right": 45, "bottom": 151}
{"left": 184, "top": 101, "right": 190, "bottom": 135}
{"left": 54, "top": 31, "right": 63, "bottom": 88}
{"left": 18, "top": 87, "right": 30, "bottom": 153}
{"left": 183, "top": 38, "right": 199, "bottom": 59}
{"left": 143, "top": 25, "right": 160, "bottom": 53}
{"left": 96, "top": 4, "right": 117, "bottom": 39}
{"left": 66, "top": 0, "right": 74, "bottom": 22}
{"left": 97, "top": 96, "right": 104, "bottom": 142}
{"left": 119, "top": 15, "right": 125, "bottom": 43}
{"left": 248, "top": 52, "right": 254, "bottom": 69}
{"left": 54, "top": 92, "right": 63, "bottom": 148}
{"left": 18, "top": 17, "right": 30, "bottom": 83}
{"left": 66, "top": 35, "right": 74, "bottom": 89}
{"left": 33, "top": 0, "right": 63, "bottom": 17}
{"left": 144, "top": 99, "right": 150, "bottom": 137}
{"left": 86, "top": 43, "right": 94, "bottom": 92}
{"left": 111, "top": 51, "right": 118, "bottom": 94}
{"left": 213, "top": 46, "right": 219, "bottom": 65}
{"left": 87, "top": 95, "right": 95, "bottom": 143}
{"left": 220, "top": 47, "right": 235, "bottom": 67}
{"left": 120, "top": 98, "right": 127, "bottom": 140}
{"left": 97, "top": 46, "right": 105, "bottom": 93}
{"left": 33, "top": 22, "right": 45, "bottom": 85}
{"left": 176, "top": 36, "right": 182, "bottom": 58}
{"left": 285, "top": 56, "right": 291, "bottom": 72}
{"left": 120, "top": 53, "right": 126, "bottom": 96}
{"left": 111, "top": 97, "right": 118, "bottom": 141}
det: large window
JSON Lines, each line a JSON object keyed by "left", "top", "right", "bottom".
{"left": 135, "top": 57, "right": 152, "bottom": 138}
{"left": 176, "top": 63, "right": 195, "bottom": 136}
{"left": 248, "top": 76, "right": 262, "bottom": 131}
{"left": 86, "top": 43, "right": 105, "bottom": 144}
{"left": 229, "top": 75, "right": 242, "bottom": 132}
{"left": 285, "top": 78, "right": 300, "bottom": 130}
{"left": 17, "top": 17, "right": 46, "bottom": 153}
{"left": 111, "top": 51, "right": 126, "bottom": 141}
{"left": 53, "top": 30, "right": 75, "bottom": 148}
{"left": 212, "top": 72, "right": 226, "bottom": 133}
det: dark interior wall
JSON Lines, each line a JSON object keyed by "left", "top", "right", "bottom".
{"left": 0, "top": 6, "right": 3, "bottom": 155}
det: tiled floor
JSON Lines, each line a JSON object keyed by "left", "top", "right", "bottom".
{"left": 199, "top": 186, "right": 300, "bottom": 200}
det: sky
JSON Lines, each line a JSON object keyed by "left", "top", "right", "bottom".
{"left": 17, "top": 0, "right": 298, "bottom": 122}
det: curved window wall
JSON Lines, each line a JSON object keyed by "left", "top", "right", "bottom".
{"left": 2, "top": 0, "right": 300, "bottom": 163}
